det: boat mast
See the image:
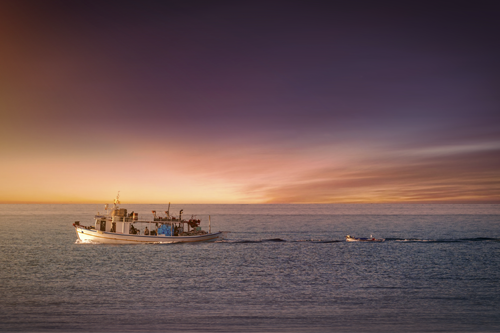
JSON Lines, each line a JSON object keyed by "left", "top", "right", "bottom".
{"left": 113, "top": 191, "right": 120, "bottom": 209}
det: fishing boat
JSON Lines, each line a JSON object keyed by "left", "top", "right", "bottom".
{"left": 346, "top": 235, "right": 385, "bottom": 242}
{"left": 73, "top": 195, "right": 227, "bottom": 244}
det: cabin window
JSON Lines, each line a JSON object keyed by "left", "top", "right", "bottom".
{"left": 100, "top": 220, "right": 106, "bottom": 231}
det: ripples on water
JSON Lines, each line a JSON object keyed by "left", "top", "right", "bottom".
{"left": 1, "top": 204, "right": 499, "bottom": 332}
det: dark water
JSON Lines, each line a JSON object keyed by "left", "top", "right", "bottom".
{"left": 1, "top": 204, "right": 499, "bottom": 332}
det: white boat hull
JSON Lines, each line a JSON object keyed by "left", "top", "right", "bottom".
{"left": 75, "top": 226, "right": 226, "bottom": 244}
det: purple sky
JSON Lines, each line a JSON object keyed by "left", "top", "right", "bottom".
{"left": 1, "top": 1, "right": 499, "bottom": 203}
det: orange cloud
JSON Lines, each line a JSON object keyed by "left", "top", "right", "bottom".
{"left": 255, "top": 149, "right": 500, "bottom": 203}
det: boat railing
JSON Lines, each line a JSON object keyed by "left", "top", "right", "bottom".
{"left": 133, "top": 219, "right": 198, "bottom": 225}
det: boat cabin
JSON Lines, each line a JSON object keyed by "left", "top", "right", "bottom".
{"left": 92, "top": 205, "right": 205, "bottom": 237}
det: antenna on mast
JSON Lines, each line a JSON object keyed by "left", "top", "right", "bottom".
{"left": 113, "top": 191, "right": 121, "bottom": 208}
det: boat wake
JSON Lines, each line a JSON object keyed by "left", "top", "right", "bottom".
{"left": 75, "top": 239, "right": 102, "bottom": 245}
{"left": 387, "top": 237, "right": 500, "bottom": 243}
{"left": 223, "top": 238, "right": 342, "bottom": 243}
{"left": 294, "top": 239, "right": 342, "bottom": 243}
{"left": 221, "top": 237, "right": 500, "bottom": 244}
{"left": 224, "top": 238, "right": 287, "bottom": 243}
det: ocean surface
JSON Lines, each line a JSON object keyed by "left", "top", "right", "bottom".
{"left": 1, "top": 204, "right": 499, "bottom": 332}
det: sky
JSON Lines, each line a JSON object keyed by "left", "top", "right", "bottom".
{"left": 1, "top": 1, "right": 499, "bottom": 204}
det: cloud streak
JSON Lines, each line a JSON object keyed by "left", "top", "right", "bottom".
{"left": 256, "top": 148, "right": 500, "bottom": 203}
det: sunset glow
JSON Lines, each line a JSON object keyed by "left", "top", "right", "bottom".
{"left": 1, "top": 1, "right": 499, "bottom": 204}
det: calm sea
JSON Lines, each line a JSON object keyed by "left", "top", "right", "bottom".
{"left": 1, "top": 204, "right": 499, "bottom": 332}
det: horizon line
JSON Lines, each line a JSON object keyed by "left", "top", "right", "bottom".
{"left": 1, "top": 201, "right": 499, "bottom": 205}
